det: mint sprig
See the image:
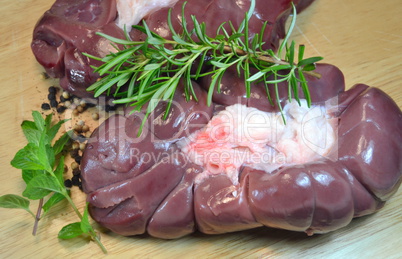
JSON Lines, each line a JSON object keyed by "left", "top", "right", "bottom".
{"left": 0, "top": 111, "right": 107, "bottom": 254}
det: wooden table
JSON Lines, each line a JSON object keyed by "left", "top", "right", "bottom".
{"left": 1, "top": 0, "right": 401, "bottom": 258}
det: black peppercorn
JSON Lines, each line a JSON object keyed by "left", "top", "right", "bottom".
{"left": 57, "top": 106, "right": 66, "bottom": 114}
{"left": 41, "top": 103, "right": 51, "bottom": 110}
{"left": 105, "top": 104, "right": 116, "bottom": 112}
{"left": 48, "top": 93, "right": 56, "bottom": 101}
{"left": 48, "top": 86, "right": 57, "bottom": 94}
{"left": 70, "top": 149, "right": 79, "bottom": 158}
{"left": 72, "top": 168, "right": 81, "bottom": 176}
{"left": 64, "top": 179, "right": 73, "bottom": 188}
{"left": 75, "top": 156, "right": 82, "bottom": 164}
{"left": 71, "top": 174, "right": 80, "bottom": 186}
{"left": 50, "top": 99, "right": 58, "bottom": 108}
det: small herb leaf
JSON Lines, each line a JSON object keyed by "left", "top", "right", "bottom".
{"left": 58, "top": 222, "right": 84, "bottom": 239}
{"left": 6, "top": 110, "right": 107, "bottom": 253}
{"left": 22, "top": 175, "right": 62, "bottom": 200}
{"left": 0, "top": 194, "right": 34, "bottom": 217}
{"left": 54, "top": 158, "right": 65, "bottom": 186}
{"left": 32, "top": 111, "right": 45, "bottom": 132}
{"left": 53, "top": 131, "right": 71, "bottom": 156}
{"left": 21, "top": 120, "right": 40, "bottom": 145}
{"left": 22, "top": 170, "right": 45, "bottom": 184}
{"left": 11, "top": 144, "right": 45, "bottom": 171}
{"left": 47, "top": 119, "right": 69, "bottom": 143}
{"left": 43, "top": 192, "right": 67, "bottom": 213}
{"left": 80, "top": 203, "right": 92, "bottom": 234}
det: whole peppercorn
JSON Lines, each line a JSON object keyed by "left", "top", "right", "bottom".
{"left": 105, "top": 104, "right": 116, "bottom": 112}
{"left": 79, "top": 143, "right": 86, "bottom": 151}
{"left": 82, "top": 125, "right": 89, "bottom": 133}
{"left": 64, "top": 101, "right": 72, "bottom": 108}
{"left": 72, "top": 109, "right": 79, "bottom": 116}
{"left": 50, "top": 99, "right": 58, "bottom": 108}
{"left": 71, "top": 162, "right": 79, "bottom": 170}
{"left": 64, "top": 179, "right": 73, "bottom": 188}
{"left": 48, "top": 86, "right": 57, "bottom": 94}
{"left": 72, "top": 168, "right": 81, "bottom": 176}
{"left": 41, "top": 103, "right": 51, "bottom": 110}
{"left": 62, "top": 91, "right": 70, "bottom": 100}
{"left": 80, "top": 100, "right": 86, "bottom": 108}
{"left": 47, "top": 93, "right": 56, "bottom": 101}
{"left": 73, "top": 124, "right": 82, "bottom": 133}
{"left": 71, "top": 174, "right": 81, "bottom": 186}
{"left": 72, "top": 142, "right": 80, "bottom": 150}
{"left": 75, "top": 156, "right": 82, "bottom": 164}
{"left": 73, "top": 98, "right": 80, "bottom": 106}
{"left": 92, "top": 112, "right": 99, "bottom": 120}
{"left": 57, "top": 106, "right": 66, "bottom": 114}
{"left": 70, "top": 149, "right": 79, "bottom": 158}
{"left": 76, "top": 105, "right": 84, "bottom": 113}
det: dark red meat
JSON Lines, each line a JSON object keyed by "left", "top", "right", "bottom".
{"left": 31, "top": 0, "right": 315, "bottom": 98}
{"left": 81, "top": 63, "right": 402, "bottom": 238}
{"left": 201, "top": 63, "right": 345, "bottom": 112}
{"left": 31, "top": 0, "right": 125, "bottom": 98}
{"left": 31, "top": 0, "right": 402, "bottom": 239}
{"left": 132, "top": 0, "right": 314, "bottom": 50}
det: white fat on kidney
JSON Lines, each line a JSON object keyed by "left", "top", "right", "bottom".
{"left": 116, "top": 0, "right": 179, "bottom": 31}
{"left": 178, "top": 100, "right": 337, "bottom": 185}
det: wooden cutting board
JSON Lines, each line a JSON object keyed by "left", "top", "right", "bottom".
{"left": 0, "top": 0, "right": 401, "bottom": 258}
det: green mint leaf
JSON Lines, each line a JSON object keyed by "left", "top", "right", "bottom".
{"left": 11, "top": 143, "right": 45, "bottom": 171}
{"left": 54, "top": 158, "right": 65, "bottom": 186}
{"left": 43, "top": 192, "right": 67, "bottom": 213}
{"left": 38, "top": 132, "right": 55, "bottom": 172}
{"left": 21, "top": 120, "right": 41, "bottom": 145}
{"left": 0, "top": 194, "right": 34, "bottom": 217}
{"left": 47, "top": 119, "right": 69, "bottom": 143}
{"left": 22, "top": 175, "right": 62, "bottom": 200}
{"left": 53, "top": 131, "right": 71, "bottom": 156}
{"left": 22, "top": 169, "right": 46, "bottom": 184}
{"left": 44, "top": 113, "right": 53, "bottom": 132}
{"left": 80, "top": 203, "right": 92, "bottom": 234}
{"left": 32, "top": 111, "right": 45, "bottom": 132}
{"left": 58, "top": 222, "right": 84, "bottom": 239}
{"left": 21, "top": 120, "right": 37, "bottom": 130}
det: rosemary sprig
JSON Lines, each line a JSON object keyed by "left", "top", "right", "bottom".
{"left": 85, "top": 0, "right": 323, "bottom": 127}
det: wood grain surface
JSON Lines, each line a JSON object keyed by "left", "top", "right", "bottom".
{"left": 0, "top": 0, "right": 401, "bottom": 258}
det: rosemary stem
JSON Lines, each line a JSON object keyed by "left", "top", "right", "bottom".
{"left": 222, "top": 45, "right": 321, "bottom": 79}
